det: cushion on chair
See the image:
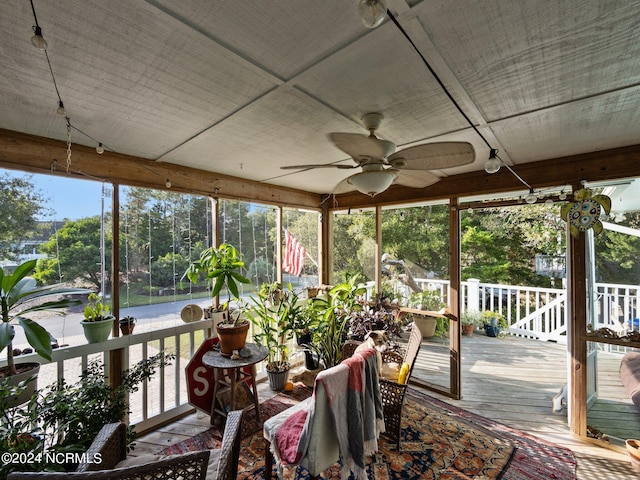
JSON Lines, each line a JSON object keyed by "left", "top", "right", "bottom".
{"left": 380, "top": 361, "right": 401, "bottom": 381}
{"left": 620, "top": 352, "right": 640, "bottom": 409}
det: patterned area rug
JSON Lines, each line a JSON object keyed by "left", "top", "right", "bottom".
{"left": 162, "top": 385, "right": 577, "bottom": 480}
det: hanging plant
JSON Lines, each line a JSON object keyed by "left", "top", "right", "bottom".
{"left": 560, "top": 188, "right": 611, "bottom": 237}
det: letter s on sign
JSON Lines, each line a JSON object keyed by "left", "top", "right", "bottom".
{"left": 193, "top": 366, "right": 209, "bottom": 396}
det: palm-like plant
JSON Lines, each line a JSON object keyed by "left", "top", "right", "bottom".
{"left": 184, "top": 243, "right": 251, "bottom": 325}
{"left": 0, "top": 260, "right": 89, "bottom": 375}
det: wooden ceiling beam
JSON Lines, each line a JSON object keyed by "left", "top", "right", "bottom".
{"left": 2, "top": 128, "right": 640, "bottom": 211}
{"left": 0, "top": 128, "right": 322, "bottom": 210}
{"left": 331, "top": 144, "right": 640, "bottom": 209}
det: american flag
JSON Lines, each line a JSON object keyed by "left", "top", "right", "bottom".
{"left": 282, "top": 230, "right": 306, "bottom": 276}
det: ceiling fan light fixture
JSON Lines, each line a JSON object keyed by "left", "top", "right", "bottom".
{"left": 484, "top": 149, "right": 501, "bottom": 174}
{"left": 348, "top": 170, "right": 396, "bottom": 197}
{"left": 358, "top": 0, "right": 387, "bottom": 28}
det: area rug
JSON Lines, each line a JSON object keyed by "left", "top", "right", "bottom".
{"left": 161, "top": 385, "right": 577, "bottom": 480}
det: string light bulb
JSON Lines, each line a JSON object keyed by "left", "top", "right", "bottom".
{"left": 558, "top": 191, "right": 567, "bottom": 201}
{"left": 56, "top": 101, "right": 66, "bottom": 116}
{"left": 358, "top": 0, "right": 387, "bottom": 28}
{"left": 484, "top": 149, "right": 501, "bottom": 174}
{"left": 31, "top": 25, "right": 47, "bottom": 50}
{"left": 525, "top": 189, "right": 537, "bottom": 204}
{"left": 165, "top": 179, "right": 172, "bottom": 188}
{"left": 96, "top": 143, "right": 104, "bottom": 154}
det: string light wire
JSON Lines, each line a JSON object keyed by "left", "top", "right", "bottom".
{"left": 387, "top": 10, "right": 534, "bottom": 192}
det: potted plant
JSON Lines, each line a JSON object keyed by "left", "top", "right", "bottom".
{"left": 247, "top": 283, "right": 300, "bottom": 390}
{"left": 119, "top": 315, "right": 136, "bottom": 335}
{"left": 293, "top": 301, "right": 322, "bottom": 370}
{"left": 0, "top": 259, "right": 88, "bottom": 407}
{"left": 482, "top": 311, "right": 507, "bottom": 337}
{"left": 305, "top": 274, "right": 366, "bottom": 369}
{"left": 185, "top": 243, "right": 251, "bottom": 356}
{"left": 80, "top": 292, "right": 115, "bottom": 343}
{"left": 347, "top": 294, "right": 404, "bottom": 341}
{"left": 0, "top": 352, "right": 174, "bottom": 477}
{"left": 460, "top": 310, "right": 482, "bottom": 336}
{"left": 407, "top": 289, "right": 448, "bottom": 338}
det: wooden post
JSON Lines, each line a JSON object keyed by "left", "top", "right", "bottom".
{"left": 449, "top": 198, "right": 461, "bottom": 399}
{"left": 109, "top": 184, "right": 124, "bottom": 395}
{"left": 320, "top": 200, "right": 333, "bottom": 286}
{"left": 374, "top": 206, "right": 382, "bottom": 296}
{"left": 276, "top": 207, "right": 283, "bottom": 286}
{"left": 567, "top": 214, "right": 588, "bottom": 436}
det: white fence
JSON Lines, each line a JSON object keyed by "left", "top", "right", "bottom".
{"left": 1, "top": 318, "right": 265, "bottom": 433}
{"left": 394, "top": 277, "right": 640, "bottom": 347}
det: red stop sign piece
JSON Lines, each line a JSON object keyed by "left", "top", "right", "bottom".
{"left": 185, "top": 336, "right": 219, "bottom": 413}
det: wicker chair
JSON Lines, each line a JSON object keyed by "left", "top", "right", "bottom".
{"left": 342, "top": 324, "right": 422, "bottom": 449}
{"left": 7, "top": 410, "right": 244, "bottom": 480}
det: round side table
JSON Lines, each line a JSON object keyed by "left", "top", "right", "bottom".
{"left": 202, "top": 342, "right": 268, "bottom": 425}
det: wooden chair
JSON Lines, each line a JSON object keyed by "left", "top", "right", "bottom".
{"left": 7, "top": 410, "right": 244, "bottom": 480}
{"left": 342, "top": 324, "right": 423, "bottom": 449}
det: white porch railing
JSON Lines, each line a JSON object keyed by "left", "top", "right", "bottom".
{"left": 387, "top": 277, "right": 640, "bottom": 349}
{"left": 1, "top": 319, "right": 265, "bottom": 433}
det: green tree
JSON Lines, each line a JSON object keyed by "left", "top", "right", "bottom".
{"left": 34, "top": 216, "right": 110, "bottom": 290}
{"left": 0, "top": 173, "right": 48, "bottom": 261}
{"left": 595, "top": 211, "right": 640, "bottom": 284}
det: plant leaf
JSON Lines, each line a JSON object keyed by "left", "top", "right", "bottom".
{"left": 0, "top": 322, "right": 15, "bottom": 352}
{"left": 18, "top": 317, "right": 55, "bottom": 361}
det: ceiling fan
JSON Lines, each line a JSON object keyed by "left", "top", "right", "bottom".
{"left": 281, "top": 112, "right": 475, "bottom": 196}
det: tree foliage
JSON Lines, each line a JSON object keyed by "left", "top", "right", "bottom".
{"left": 0, "top": 173, "right": 48, "bottom": 261}
{"left": 34, "top": 216, "right": 109, "bottom": 290}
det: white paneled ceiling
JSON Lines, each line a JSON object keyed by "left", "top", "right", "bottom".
{"left": 1, "top": 0, "right": 639, "bottom": 196}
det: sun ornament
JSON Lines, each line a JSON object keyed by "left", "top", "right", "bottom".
{"left": 560, "top": 188, "right": 611, "bottom": 237}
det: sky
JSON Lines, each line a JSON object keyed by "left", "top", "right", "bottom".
{"left": 10, "top": 172, "right": 105, "bottom": 221}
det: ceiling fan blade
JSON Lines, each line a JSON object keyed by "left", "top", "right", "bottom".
{"left": 328, "top": 133, "right": 395, "bottom": 161}
{"left": 388, "top": 142, "right": 475, "bottom": 170}
{"left": 393, "top": 169, "right": 441, "bottom": 189}
{"left": 280, "top": 163, "right": 357, "bottom": 170}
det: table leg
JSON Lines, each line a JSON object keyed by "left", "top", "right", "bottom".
{"left": 229, "top": 367, "right": 237, "bottom": 412}
{"left": 250, "top": 364, "right": 261, "bottom": 422}
{"left": 210, "top": 367, "right": 221, "bottom": 426}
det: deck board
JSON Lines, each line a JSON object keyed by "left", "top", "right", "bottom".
{"left": 134, "top": 333, "right": 640, "bottom": 479}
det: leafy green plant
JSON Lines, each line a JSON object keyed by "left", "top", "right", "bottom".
{"left": 0, "top": 259, "right": 89, "bottom": 375}
{"left": 481, "top": 310, "right": 507, "bottom": 328}
{"left": 184, "top": 243, "right": 251, "bottom": 325}
{"left": 407, "top": 289, "right": 447, "bottom": 311}
{"left": 82, "top": 292, "right": 113, "bottom": 322}
{"left": 460, "top": 310, "right": 483, "bottom": 327}
{"left": 0, "top": 352, "right": 174, "bottom": 477}
{"left": 305, "top": 274, "right": 367, "bottom": 369}
{"left": 247, "top": 283, "right": 300, "bottom": 372}
{"left": 347, "top": 294, "right": 404, "bottom": 340}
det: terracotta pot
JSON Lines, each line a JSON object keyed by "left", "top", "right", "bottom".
{"left": 216, "top": 321, "right": 250, "bottom": 356}
{"left": 462, "top": 324, "right": 475, "bottom": 336}
{"left": 120, "top": 323, "right": 135, "bottom": 335}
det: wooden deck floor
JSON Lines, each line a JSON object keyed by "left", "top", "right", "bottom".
{"left": 134, "top": 333, "right": 640, "bottom": 479}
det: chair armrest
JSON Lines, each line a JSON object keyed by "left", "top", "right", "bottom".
{"left": 77, "top": 422, "right": 127, "bottom": 472}
{"left": 8, "top": 451, "right": 210, "bottom": 480}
